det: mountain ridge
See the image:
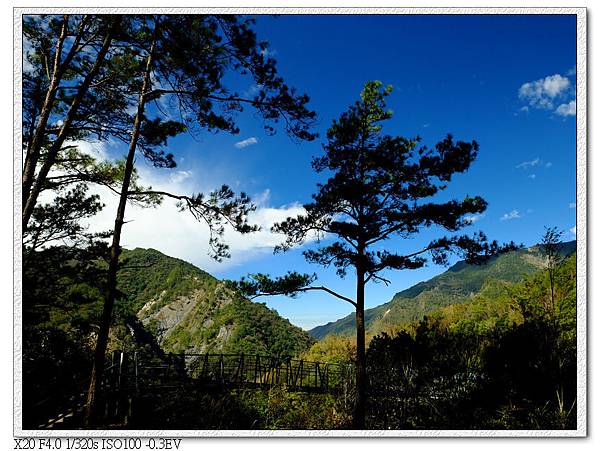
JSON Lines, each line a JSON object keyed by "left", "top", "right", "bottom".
{"left": 309, "top": 240, "right": 576, "bottom": 339}
{"left": 117, "top": 247, "right": 314, "bottom": 356}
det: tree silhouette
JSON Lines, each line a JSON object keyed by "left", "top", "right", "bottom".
{"left": 236, "top": 81, "right": 517, "bottom": 428}
{"left": 540, "top": 226, "right": 565, "bottom": 314}
{"left": 82, "top": 14, "right": 317, "bottom": 425}
{"left": 22, "top": 15, "right": 122, "bottom": 228}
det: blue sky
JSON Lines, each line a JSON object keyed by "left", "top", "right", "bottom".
{"left": 86, "top": 14, "right": 577, "bottom": 330}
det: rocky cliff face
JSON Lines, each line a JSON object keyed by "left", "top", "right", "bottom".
{"left": 117, "top": 248, "right": 314, "bottom": 356}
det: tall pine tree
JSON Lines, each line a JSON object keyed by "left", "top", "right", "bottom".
{"left": 236, "top": 81, "right": 516, "bottom": 428}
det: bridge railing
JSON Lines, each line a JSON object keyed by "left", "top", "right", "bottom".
{"left": 134, "top": 352, "right": 354, "bottom": 393}
{"left": 31, "top": 350, "right": 354, "bottom": 429}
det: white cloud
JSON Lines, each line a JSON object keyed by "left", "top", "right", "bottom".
{"left": 500, "top": 209, "right": 521, "bottom": 221}
{"left": 464, "top": 213, "right": 484, "bottom": 224}
{"left": 169, "top": 170, "right": 193, "bottom": 184}
{"left": 260, "top": 48, "right": 277, "bottom": 57}
{"left": 64, "top": 140, "right": 319, "bottom": 272}
{"left": 84, "top": 183, "right": 316, "bottom": 273}
{"left": 79, "top": 152, "right": 319, "bottom": 273}
{"left": 243, "top": 83, "right": 264, "bottom": 97}
{"left": 516, "top": 158, "right": 552, "bottom": 171}
{"left": 253, "top": 188, "right": 271, "bottom": 207}
{"left": 66, "top": 139, "right": 112, "bottom": 161}
{"left": 516, "top": 158, "right": 541, "bottom": 169}
{"left": 234, "top": 137, "right": 259, "bottom": 149}
{"left": 569, "top": 202, "right": 576, "bottom": 209}
{"left": 555, "top": 100, "right": 576, "bottom": 117}
{"left": 570, "top": 226, "right": 576, "bottom": 238}
{"left": 519, "top": 74, "right": 570, "bottom": 110}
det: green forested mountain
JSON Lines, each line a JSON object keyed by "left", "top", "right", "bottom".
{"left": 22, "top": 243, "right": 578, "bottom": 430}
{"left": 117, "top": 248, "right": 314, "bottom": 356}
{"left": 364, "top": 250, "right": 577, "bottom": 429}
{"left": 23, "top": 246, "right": 314, "bottom": 360}
{"left": 22, "top": 246, "right": 314, "bottom": 428}
{"left": 309, "top": 241, "right": 576, "bottom": 339}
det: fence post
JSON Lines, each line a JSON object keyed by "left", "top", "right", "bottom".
{"left": 276, "top": 358, "right": 281, "bottom": 385}
{"left": 201, "top": 354, "right": 209, "bottom": 380}
{"left": 219, "top": 354, "right": 225, "bottom": 384}
{"left": 300, "top": 360, "right": 304, "bottom": 388}
{"left": 254, "top": 355, "right": 260, "bottom": 384}
{"left": 239, "top": 353, "right": 245, "bottom": 384}
{"left": 116, "top": 352, "right": 128, "bottom": 418}
{"left": 175, "top": 353, "right": 186, "bottom": 380}
{"left": 118, "top": 351, "right": 126, "bottom": 390}
{"left": 134, "top": 352, "right": 139, "bottom": 394}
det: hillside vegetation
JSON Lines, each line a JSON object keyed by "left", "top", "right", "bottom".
{"left": 22, "top": 246, "right": 314, "bottom": 427}
{"left": 22, "top": 242, "right": 577, "bottom": 430}
{"left": 117, "top": 248, "right": 313, "bottom": 356}
{"left": 365, "top": 250, "right": 577, "bottom": 429}
{"left": 309, "top": 241, "right": 576, "bottom": 339}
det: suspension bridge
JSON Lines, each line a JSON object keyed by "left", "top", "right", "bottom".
{"left": 30, "top": 351, "right": 354, "bottom": 429}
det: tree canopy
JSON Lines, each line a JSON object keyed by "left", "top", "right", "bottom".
{"left": 239, "top": 80, "right": 517, "bottom": 299}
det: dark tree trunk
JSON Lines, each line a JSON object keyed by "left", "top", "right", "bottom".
{"left": 353, "top": 265, "right": 367, "bottom": 429}
{"left": 22, "top": 15, "right": 87, "bottom": 207}
{"left": 84, "top": 29, "right": 156, "bottom": 427}
{"left": 22, "top": 20, "right": 113, "bottom": 231}
{"left": 22, "top": 15, "right": 69, "bottom": 206}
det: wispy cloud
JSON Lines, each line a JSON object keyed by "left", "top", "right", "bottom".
{"left": 569, "top": 202, "right": 576, "bottom": 209}
{"left": 528, "top": 174, "right": 536, "bottom": 180}
{"left": 252, "top": 188, "right": 272, "bottom": 208}
{"left": 516, "top": 158, "right": 552, "bottom": 171}
{"left": 243, "top": 83, "right": 264, "bottom": 97}
{"left": 170, "top": 170, "right": 193, "bottom": 184}
{"left": 519, "top": 74, "right": 571, "bottom": 110}
{"left": 260, "top": 47, "right": 277, "bottom": 57}
{"left": 516, "top": 158, "right": 541, "bottom": 169}
{"left": 500, "top": 209, "right": 521, "bottom": 221}
{"left": 555, "top": 100, "right": 576, "bottom": 117}
{"left": 235, "top": 137, "right": 258, "bottom": 149}
{"left": 464, "top": 213, "right": 485, "bottom": 224}
{"left": 570, "top": 226, "right": 576, "bottom": 238}
{"left": 67, "top": 139, "right": 112, "bottom": 161}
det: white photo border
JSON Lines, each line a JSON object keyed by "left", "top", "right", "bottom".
{"left": 13, "top": 6, "right": 588, "bottom": 438}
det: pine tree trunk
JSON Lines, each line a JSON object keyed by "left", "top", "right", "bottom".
{"left": 22, "top": 20, "right": 114, "bottom": 231}
{"left": 84, "top": 29, "right": 156, "bottom": 427}
{"left": 22, "top": 15, "right": 70, "bottom": 206}
{"left": 353, "top": 265, "right": 367, "bottom": 429}
{"left": 22, "top": 15, "right": 88, "bottom": 207}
